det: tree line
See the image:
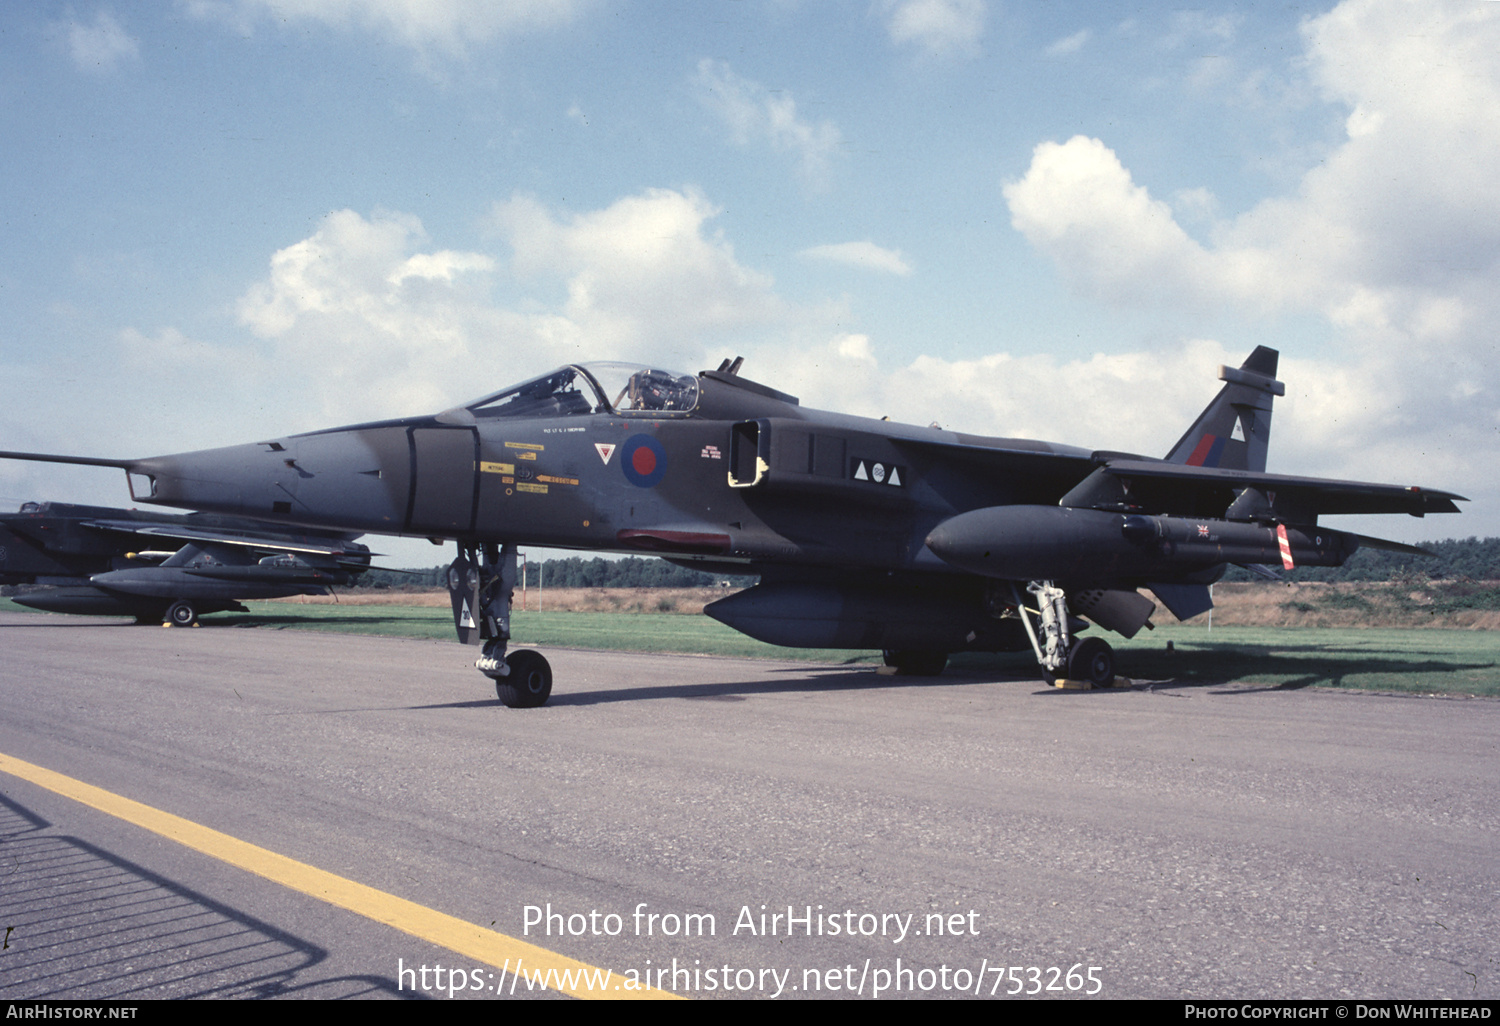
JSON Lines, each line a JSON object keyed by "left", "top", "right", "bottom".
{"left": 1223, "top": 536, "right": 1500, "bottom": 583}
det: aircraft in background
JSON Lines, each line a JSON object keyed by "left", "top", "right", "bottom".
{"left": 0, "top": 501, "right": 371, "bottom": 625}
{"left": 0, "top": 347, "right": 1462, "bottom": 704}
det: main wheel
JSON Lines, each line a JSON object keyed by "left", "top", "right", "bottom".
{"left": 881, "top": 649, "right": 948, "bottom": 676}
{"left": 1066, "top": 637, "right": 1115, "bottom": 688}
{"left": 496, "top": 649, "right": 552, "bottom": 708}
{"left": 166, "top": 600, "right": 196, "bottom": 627}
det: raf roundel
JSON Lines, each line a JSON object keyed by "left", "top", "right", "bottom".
{"left": 621, "top": 434, "right": 668, "bottom": 488}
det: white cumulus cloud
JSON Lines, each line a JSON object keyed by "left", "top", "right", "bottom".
{"left": 694, "top": 59, "right": 844, "bottom": 187}
{"left": 235, "top": 209, "right": 507, "bottom": 423}
{"left": 492, "top": 187, "right": 785, "bottom": 359}
{"left": 754, "top": 335, "right": 1241, "bottom": 455}
{"left": 879, "top": 0, "right": 986, "bottom": 60}
{"left": 214, "top": 191, "right": 795, "bottom": 427}
{"left": 999, "top": 0, "right": 1500, "bottom": 512}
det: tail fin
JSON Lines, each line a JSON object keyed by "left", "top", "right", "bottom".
{"left": 1164, "top": 346, "right": 1284, "bottom": 473}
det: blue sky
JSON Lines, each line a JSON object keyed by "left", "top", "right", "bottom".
{"left": 2, "top": 0, "right": 1496, "bottom": 565}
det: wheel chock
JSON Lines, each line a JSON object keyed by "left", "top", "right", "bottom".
{"left": 1053, "top": 677, "right": 1134, "bottom": 690}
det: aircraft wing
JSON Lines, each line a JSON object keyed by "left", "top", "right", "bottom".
{"left": 889, "top": 435, "right": 1462, "bottom": 519}
{"left": 78, "top": 519, "right": 371, "bottom": 560}
{"left": 1097, "top": 459, "right": 1466, "bottom": 518}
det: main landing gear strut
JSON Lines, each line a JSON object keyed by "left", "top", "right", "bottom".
{"left": 1011, "top": 581, "right": 1116, "bottom": 689}
{"left": 448, "top": 542, "right": 553, "bottom": 708}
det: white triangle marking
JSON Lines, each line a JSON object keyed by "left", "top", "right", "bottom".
{"left": 595, "top": 443, "right": 616, "bottom": 465}
{"left": 888, "top": 466, "right": 901, "bottom": 487}
{"left": 853, "top": 461, "right": 868, "bottom": 481}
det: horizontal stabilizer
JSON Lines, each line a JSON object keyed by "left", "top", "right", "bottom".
{"left": 1349, "top": 534, "right": 1436, "bottom": 557}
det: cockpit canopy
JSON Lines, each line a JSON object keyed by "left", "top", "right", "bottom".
{"left": 436, "top": 363, "right": 699, "bottom": 425}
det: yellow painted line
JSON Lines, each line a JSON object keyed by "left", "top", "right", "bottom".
{"left": 0, "top": 751, "right": 679, "bottom": 1000}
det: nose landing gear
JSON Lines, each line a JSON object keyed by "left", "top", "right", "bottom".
{"left": 449, "top": 542, "right": 555, "bottom": 708}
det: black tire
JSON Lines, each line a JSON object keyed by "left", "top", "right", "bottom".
{"left": 166, "top": 600, "right": 196, "bottom": 627}
{"left": 1066, "top": 637, "right": 1115, "bottom": 688}
{"left": 496, "top": 649, "right": 552, "bottom": 708}
{"left": 881, "top": 649, "right": 948, "bottom": 676}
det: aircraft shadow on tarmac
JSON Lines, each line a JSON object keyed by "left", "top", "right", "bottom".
{"left": 1090, "top": 642, "right": 1494, "bottom": 695}
{"left": 218, "top": 611, "right": 442, "bottom": 631}
{"left": 7, "top": 608, "right": 1488, "bottom": 701}
{"left": 404, "top": 665, "right": 947, "bottom": 710}
{"left": 0, "top": 790, "right": 424, "bottom": 1000}
{"left": 407, "top": 642, "right": 1494, "bottom": 709}
{"left": 408, "top": 662, "right": 1096, "bottom": 710}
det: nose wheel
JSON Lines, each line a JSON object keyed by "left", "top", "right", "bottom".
{"left": 494, "top": 649, "right": 552, "bottom": 708}
{"left": 451, "top": 542, "right": 556, "bottom": 707}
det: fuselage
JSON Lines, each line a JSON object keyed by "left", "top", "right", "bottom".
{"left": 125, "top": 365, "right": 1100, "bottom": 579}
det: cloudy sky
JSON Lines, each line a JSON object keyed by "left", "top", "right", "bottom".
{"left": 2, "top": 0, "right": 1495, "bottom": 564}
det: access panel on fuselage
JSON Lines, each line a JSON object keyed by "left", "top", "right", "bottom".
{"left": 408, "top": 427, "right": 478, "bottom": 535}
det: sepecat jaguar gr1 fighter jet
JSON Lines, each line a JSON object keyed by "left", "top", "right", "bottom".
{"left": 1, "top": 347, "right": 1463, "bottom": 705}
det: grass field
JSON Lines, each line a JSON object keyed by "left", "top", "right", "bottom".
{"left": 4, "top": 595, "right": 1497, "bottom": 697}
{"left": 1107, "top": 624, "right": 1500, "bottom": 696}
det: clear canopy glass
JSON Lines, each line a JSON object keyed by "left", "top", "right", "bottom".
{"left": 438, "top": 363, "right": 699, "bottom": 424}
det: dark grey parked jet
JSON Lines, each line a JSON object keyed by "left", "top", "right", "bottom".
{"left": 0, "top": 501, "right": 371, "bottom": 624}
{"left": 1, "top": 347, "right": 1462, "bottom": 704}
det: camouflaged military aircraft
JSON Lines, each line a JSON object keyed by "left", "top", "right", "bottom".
{"left": 0, "top": 500, "right": 371, "bottom": 624}
{"left": 1, "top": 347, "right": 1463, "bottom": 706}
